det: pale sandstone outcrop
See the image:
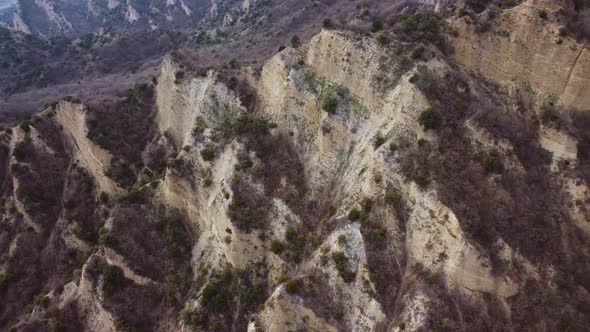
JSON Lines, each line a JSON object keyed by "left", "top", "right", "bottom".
{"left": 256, "top": 30, "right": 528, "bottom": 329}
{"left": 451, "top": 0, "right": 590, "bottom": 110}
{"left": 55, "top": 101, "right": 119, "bottom": 195}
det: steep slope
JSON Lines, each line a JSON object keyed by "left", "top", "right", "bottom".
{"left": 1, "top": 2, "right": 590, "bottom": 332}
{"left": 450, "top": 0, "right": 590, "bottom": 110}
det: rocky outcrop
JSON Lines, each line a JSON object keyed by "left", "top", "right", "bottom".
{"left": 55, "top": 101, "right": 119, "bottom": 195}
{"left": 451, "top": 0, "right": 590, "bottom": 110}
{"left": 2, "top": 5, "right": 590, "bottom": 330}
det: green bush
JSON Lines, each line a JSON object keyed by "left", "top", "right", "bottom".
{"left": 482, "top": 154, "right": 501, "bottom": 173}
{"left": 34, "top": 294, "right": 50, "bottom": 308}
{"left": 376, "top": 34, "right": 391, "bottom": 46}
{"left": 373, "top": 173, "right": 383, "bottom": 184}
{"left": 373, "top": 132, "right": 386, "bottom": 148}
{"left": 411, "top": 46, "right": 425, "bottom": 60}
{"left": 372, "top": 20, "right": 383, "bottom": 32}
{"left": 414, "top": 176, "right": 431, "bottom": 188}
{"left": 285, "top": 279, "right": 298, "bottom": 293}
{"left": 270, "top": 240, "right": 285, "bottom": 254}
{"left": 323, "top": 17, "right": 333, "bottom": 28}
{"left": 115, "top": 187, "right": 143, "bottom": 203}
{"left": 193, "top": 116, "right": 208, "bottom": 135}
{"left": 368, "top": 228, "right": 387, "bottom": 240}
{"left": 321, "top": 92, "right": 338, "bottom": 114}
{"left": 418, "top": 107, "right": 442, "bottom": 130}
{"left": 200, "top": 281, "right": 229, "bottom": 312}
{"left": 99, "top": 192, "right": 109, "bottom": 204}
{"left": 332, "top": 251, "right": 356, "bottom": 282}
{"left": 400, "top": 12, "right": 445, "bottom": 47}
{"left": 384, "top": 191, "right": 401, "bottom": 203}
{"left": 102, "top": 265, "right": 128, "bottom": 295}
{"left": 200, "top": 144, "right": 215, "bottom": 161}
{"left": 361, "top": 197, "right": 372, "bottom": 213}
{"left": 99, "top": 227, "right": 118, "bottom": 248}
{"left": 276, "top": 273, "right": 290, "bottom": 284}
{"left": 290, "top": 35, "right": 301, "bottom": 48}
{"left": 0, "top": 272, "right": 17, "bottom": 290}
{"left": 538, "top": 10, "right": 548, "bottom": 20}
{"left": 348, "top": 208, "right": 361, "bottom": 221}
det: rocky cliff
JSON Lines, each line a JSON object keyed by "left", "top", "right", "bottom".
{"left": 0, "top": 1, "right": 590, "bottom": 331}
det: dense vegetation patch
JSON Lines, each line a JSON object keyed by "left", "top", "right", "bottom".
{"left": 180, "top": 267, "right": 266, "bottom": 330}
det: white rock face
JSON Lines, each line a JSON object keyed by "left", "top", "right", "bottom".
{"left": 55, "top": 101, "right": 119, "bottom": 195}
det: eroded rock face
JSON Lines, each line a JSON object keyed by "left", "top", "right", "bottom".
{"left": 55, "top": 102, "right": 119, "bottom": 195}
{"left": 1, "top": 5, "right": 590, "bottom": 331}
{"left": 450, "top": 0, "right": 590, "bottom": 110}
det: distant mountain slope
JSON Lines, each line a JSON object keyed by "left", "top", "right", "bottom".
{"left": 0, "top": 0, "right": 15, "bottom": 24}
{"left": 10, "top": 0, "right": 242, "bottom": 37}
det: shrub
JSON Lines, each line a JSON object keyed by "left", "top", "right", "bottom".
{"left": 323, "top": 18, "right": 333, "bottom": 28}
{"left": 338, "top": 234, "right": 347, "bottom": 244}
{"left": 373, "top": 132, "right": 386, "bottom": 148}
{"left": 19, "top": 121, "right": 31, "bottom": 133}
{"left": 99, "top": 227, "right": 118, "bottom": 248}
{"left": 332, "top": 251, "right": 356, "bottom": 282}
{"left": 193, "top": 116, "right": 207, "bottom": 135}
{"left": 368, "top": 228, "right": 387, "bottom": 240}
{"left": 409, "top": 73, "right": 419, "bottom": 83}
{"left": 285, "top": 279, "right": 298, "bottom": 293}
{"left": 417, "top": 138, "right": 427, "bottom": 147}
{"left": 0, "top": 272, "right": 17, "bottom": 290}
{"left": 482, "top": 154, "right": 501, "bottom": 173}
{"left": 538, "top": 10, "right": 548, "bottom": 20}
{"left": 384, "top": 191, "right": 401, "bottom": 203}
{"left": 285, "top": 227, "right": 302, "bottom": 247}
{"left": 418, "top": 107, "right": 442, "bottom": 130}
{"left": 174, "top": 71, "right": 185, "bottom": 84}
{"left": 373, "top": 173, "right": 383, "bottom": 184}
{"left": 200, "top": 144, "right": 215, "bottom": 161}
{"left": 12, "top": 138, "right": 30, "bottom": 161}
{"left": 411, "top": 46, "right": 425, "bottom": 60}
{"left": 372, "top": 20, "right": 384, "bottom": 32}
{"left": 376, "top": 34, "right": 391, "bottom": 46}
{"left": 34, "top": 294, "right": 50, "bottom": 308}
{"left": 200, "top": 281, "right": 229, "bottom": 312}
{"left": 414, "top": 176, "right": 431, "bottom": 188}
{"left": 389, "top": 142, "right": 398, "bottom": 152}
{"left": 361, "top": 197, "right": 372, "bottom": 212}
{"left": 400, "top": 12, "right": 445, "bottom": 47}
{"left": 290, "top": 35, "right": 301, "bottom": 48}
{"left": 321, "top": 92, "right": 338, "bottom": 114}
{"left": 270, "top": 240, "right": 285, "bottom": 254}
{"left": 99, "top": 192, "right": 109, "bottom": 204}
{"left": 348, "top": 208, "right": 361, "bottom": 221}
{"left": 102, "top": 265, "right": 128, "bottom": 295}
{"left": 276, "top": 273, "right": 290, "bottom": 284}
{"left": 115, "top": 187, "right": 143, "bottom": 203}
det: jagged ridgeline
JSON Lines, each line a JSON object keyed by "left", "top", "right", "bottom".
{"left": 1, "top": 1, "right": 590, "bottom": 331}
